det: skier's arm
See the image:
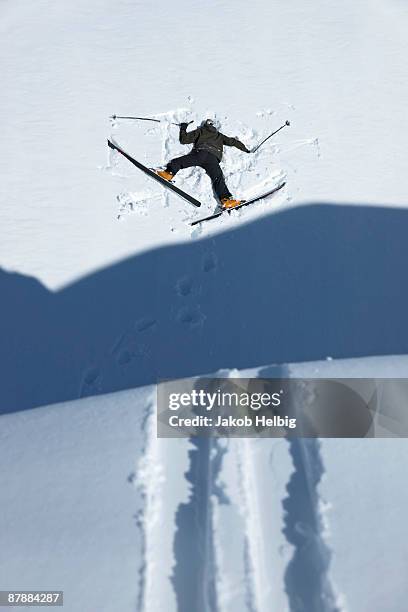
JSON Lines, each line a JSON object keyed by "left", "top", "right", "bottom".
{"left": 222, "top": 134, "right": 251, "bottom": 153}
{"left": 179, "top": 123, "right": 200, "bottom": 145}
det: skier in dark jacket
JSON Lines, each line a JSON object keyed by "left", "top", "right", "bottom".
{"left": 155, "top": 119, "right": 251, "bottom": 208}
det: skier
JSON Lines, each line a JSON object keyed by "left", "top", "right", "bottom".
{"left": 155, "top": 119, "right": 251, "bottom": 208}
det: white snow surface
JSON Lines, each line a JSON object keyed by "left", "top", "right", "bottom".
{"left": 1, "top": 0, "right": 408, "bottom": 289}
{"left": 1, "top": 356, "right": 408, "bottom": 612}
{"left": 2, "top": 1, "right": 408, "bottom": 611}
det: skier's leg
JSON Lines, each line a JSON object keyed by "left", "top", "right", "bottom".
{"left": 200, "top": 153, "right": 232, "bottom": 200}
{"left": 156, "top": 152, "right": 199, "bottom": 181}
{"left": 166, "top": 152, "right": 199, "bottom": 176}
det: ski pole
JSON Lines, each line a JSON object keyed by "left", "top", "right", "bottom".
{"left": 110, "top": 115, "right": 193, "bottom": 127}
{"left": 252, "top": 120, "right": 290, "bottom": 153}
{"left": 110, "top": 115, "right": 161, "bottom": 122}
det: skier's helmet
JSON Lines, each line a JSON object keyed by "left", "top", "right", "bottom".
{"left": 202, "top": 118, "right": 219, "bottom": 130}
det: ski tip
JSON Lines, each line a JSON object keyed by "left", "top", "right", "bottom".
{"left": 107, "top": 138, "right": 120, "bottom": 151}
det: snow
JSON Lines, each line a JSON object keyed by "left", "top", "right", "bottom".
{"left": 2, "top": 356, "right": 408, "bottom": 611}
{"left": 0, "top": 388, "right": 151, "bottom": 612}
{"left": 3, "top": 197, "right": 408, "bottom": 413}
{"left": 2, "top": 0, "right": 408, "bottom": 610}
{"left": 276, "top": 356, "right": 408, "bottom": 612}
{"left": 2, "top": 0, "right": 408, "bottom": 290}
{"left": 321, "top": 438, "right": 408, "bottom": 612}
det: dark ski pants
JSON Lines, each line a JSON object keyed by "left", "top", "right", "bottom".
{"left": 166, "top": 150, "right": 232, "bottom": 200}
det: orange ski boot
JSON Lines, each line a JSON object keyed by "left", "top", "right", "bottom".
{"left": 155, "top": 169, "right": 174, "bottom": 181}
{"left": 221, "top": 197, "right": 242, "bottom": 209}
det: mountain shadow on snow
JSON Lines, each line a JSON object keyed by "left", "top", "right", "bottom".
{"left": 2, "top": 201, "right": 408, "bottom": 413}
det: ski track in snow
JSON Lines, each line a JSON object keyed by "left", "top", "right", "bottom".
{"left": 130, "top": 391, "right": 192, "bottom": 612}
{"left": 254, "top": 363, "right": 344, "bottom": 612}
{"left": 139, "top": 370, "right": 266, "bottom": 612}
{"left": 96, "top": 360, "right": 407, "bottom": 612}
{"left": 153, "top": 371, "right": 281, "bottom": 612}
{"left": 155, "top": 367, "right": 344, "bottom": 611}
{"left": 171, "top": 436, "right": 218, "bottom": 612}
{"left": 282, "top": 438, "right": 343, "bottom": 612}
{"left": 235, "top": 439, "right": 266, "bottom": 612}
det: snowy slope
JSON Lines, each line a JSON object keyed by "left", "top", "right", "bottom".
{"left": 2, "top": 1, "right": 408, "bottom": 611}
{"left": 276, "top": 356, "right": 408, "bottom": 612}
{"left": 3, "top": 193, "right": 408, "bottom": 414}
{"left": 0, "top": 388, "right": 151, "bottom": 612}
{"left": 1, "top": 0, "right": 408, "bottom": 290}
{"left": 2, "top": 0, "right": 408, "bottom": 412}
{"left": 2, "top": 356, "right": 408, "bottom": 612}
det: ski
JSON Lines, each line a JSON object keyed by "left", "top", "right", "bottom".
{"left": 107, "top": 139, "right": 201, "bottom": 208}
{"left": 190, "top": 181, "right": 286, "bottom": 226}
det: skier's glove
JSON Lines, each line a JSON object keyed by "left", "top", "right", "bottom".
{"left": 179, "top": 122, "right": 189, "bottom": 130}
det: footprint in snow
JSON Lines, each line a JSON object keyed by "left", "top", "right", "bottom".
{"left": 80, "top": 366, "right": 102, "bottom": 397}
{"left": 83, "top": 367, "right": 100, "bottom": 385}
{"left": 176, "top": 276, "right": 193, "bottom": 297}
{"left": 202, "top": 252, "right": 217, "bottom": 273}
{"left": 177, "top": 305, "right": 205, "bottom": 328}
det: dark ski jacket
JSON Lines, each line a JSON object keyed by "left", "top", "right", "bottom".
{"left": 179, "top": 123, "right": 250, "bottom": 161}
